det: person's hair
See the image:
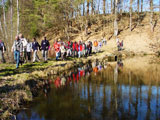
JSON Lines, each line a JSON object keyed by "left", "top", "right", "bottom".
{"left": 33, "top": 38, "right": 36, "bottom": 41}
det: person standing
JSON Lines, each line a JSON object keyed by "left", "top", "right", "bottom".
{"left": 93, "top": 40, "right": 98, "bottom": 53}
{"left": 60, "top": 42, "right": 66, "bottom": 60}
{"left": 19, "top": 34, "right": 28, "bottom": 63}
{"left": 89, "top": 41, "right": 92, "bottom": 55}
{"left": 41, "top": 37, "right": 50, "bottom": 62}
{"left": 98, "top": 40, "right": 102, "bottom": 52}
{"left": 12, "top": 36, "right": 23, "bottom": 69}
{"left": 0, "top": 40, "right": 6, "bottom": 63}
{"left": 54, "top": 40, "right": 60, "bottom": 61}
{"left": 78, "top": 43, "right": 83, "bottom": 58}
{"left": 26, "top": 39, "right": 32, "bottom": 62}
{"left": 32, "top": 38, "right": 40, "bottom": 62}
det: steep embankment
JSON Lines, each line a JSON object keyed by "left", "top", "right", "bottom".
{"left": 44, "top": 14, "right": 160, "bottom": 56}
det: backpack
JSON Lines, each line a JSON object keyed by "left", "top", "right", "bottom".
{"left": 0, "top": 42, "right": 5, "bottom": 51}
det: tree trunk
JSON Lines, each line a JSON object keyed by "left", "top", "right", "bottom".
{"left": 83, "top": 1, "right": 85, "bottom": 16}
{"left": 159, "top": 0, "right": 160, "bottom": 19}
{"left": 2, "top": 0, "right": 8, "bottom": 39}
{"left": 10, "top": 0, "right": 13, "bottom": 42}
{"left": 150, "top": 0, "right": 154, "bottom": 32}
{"left": 141, "top": 0, "right": 143, "bottom": 12}
{"left": 137, "top": 0, "right": 140, "bottom": 13}
{"left": 113, "top": 0, "right": 115, "bottom": 14}
{"left": 91, "top": 0, "right": 94, "bottom": 15}
{"left": 87, "top": 0, "right": 90, "bottom": 16}
{"left": 137, "top": 0, "right": 140, "bottom": 24}
{"left": 129, "top": 0, "right": 133, "bottom": 31}
{"left": 0, "top": 19, "right": 4, "bottom": 38}
{"left": 97, "top": 0, "right": 100, "bottom": 14}
{"left": 114, "top": 0, "right": 118, "bottom": 36}
{"left": 111, "top": 0, "right": 113, "bottom": 14}
{"left": 120, "top": 0, "right": 123, "bottom": 16}
{"left": 103, "top": 0, "right": 106, "bottom": 15}
{"left": 17, "top": 0, "right": 20, "bottom": 35}
{"left": 107, "top": 0, "right": 109, "bottom": 14}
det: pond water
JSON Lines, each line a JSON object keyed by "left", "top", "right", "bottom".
{"left": 16, "top": 56, "right": 160, "bottom": 120}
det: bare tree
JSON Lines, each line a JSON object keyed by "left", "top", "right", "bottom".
{"left": 114, "top": 0, "right": 118, "bottom": 36}
{"left": 97, "top": 0, "right": 100, "bottom": 14}
{"left": 0, "top": 19, "right": 4, "bottom": 38}
{"left": 87, "top": 0, "right": 90, "bottom": 16}
{"left": 113, "top": 0, "right": 115, "bottom": 14}
{"left": 111, "top": 0, "right": 113, "bottom": 14}
{"left": 150, "top": 0, "right": 154, "bottom": 32}
{"left": 17, "top": 0, "right": 20, "bottom": 35}
{"left": 137, "top": 0, "right": 140, "bottom": 14}
{"left": 83, "top": 1, "right": 85, "bottom": 16}
{"left": 91, "top": 0, "right": 94, "bottom": 15}
{"left": 103, "top": 0, "right": 106, "bottom": 15}
{"left": 129, "top": 0, "right": 133, "bottom": 31}
{"left": 10, "top": 0, "right": 13, "bottom": 42}
{"left": 159, "top": 0, "right": 160, "bottom": 19}
{"left": 141, "top": 0, "right": 143, "bottom": 12}
{"left": 2, "top": 0, "right": 8, "bottom": 39}
{"left": 120, "top": 0, "right": 123, "bottom": 15}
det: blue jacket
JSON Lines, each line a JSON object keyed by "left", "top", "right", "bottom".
{"left": 41, "top": 40, "right": 50, "bottom": 50}
{"left": 32, "top": 41, "right": 40, "bottom": 51}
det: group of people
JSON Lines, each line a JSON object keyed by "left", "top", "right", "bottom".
{"left": 54, "top": 40, "right": 93, "bottom": 61}
{"left": 53, "top": 38, "right": 107, "bottom": 61}
{"left": 0, "top": 34, "right": 109, "bottom": 69}
{"left": 11, "top": 34, "right": 50, "bottom": 68}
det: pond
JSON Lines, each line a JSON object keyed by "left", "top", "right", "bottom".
{"left": 16, "top": 56, "right": 160, "bottom": 120}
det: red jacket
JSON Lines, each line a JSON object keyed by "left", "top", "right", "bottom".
{"left": 79, "top": 44, "right": 83, "bottom": 51}
{"left": 76, "top": 44, "right": 79, "bottom": 51}
{"left": 73, "top": 43, "right": 75, "bottom": 50}
{"left": 54, "top": 42, "right": 60, "bottom": 52}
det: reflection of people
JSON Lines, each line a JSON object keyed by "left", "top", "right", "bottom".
{"left": 117, "top": 59, "right": 123, "bottom": 68}
{"left": 98, "top": 62, "right": 103, "bottom": 71}
{"left": 61, "top": 73, "right": 66, "bottom": 86}
{"left": 54, "top": 77, "right": 61, "bottom": 88}
{"left": 43, "top": 80, "right": 51, "bottom": 97}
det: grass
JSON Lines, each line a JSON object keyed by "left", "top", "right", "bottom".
{"left": 0, "top": 61, "right": 54, "bottom": 78}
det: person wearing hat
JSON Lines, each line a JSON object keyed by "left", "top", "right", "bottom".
{"left": 0, "top": 40, "right": 6, "bottom": 63}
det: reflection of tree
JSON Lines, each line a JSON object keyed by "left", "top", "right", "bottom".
{"left": 18, "top": 61, "right": 160, "bottom": 120}
{"left": 146, "top": 84, "right": 152, "bottom": 120}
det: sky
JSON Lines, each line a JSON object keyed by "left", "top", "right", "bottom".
{"left": 79, "top": 0, "right": 160, "bottom": 16}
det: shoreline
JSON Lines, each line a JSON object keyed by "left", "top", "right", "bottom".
{"left": 0, "top": 49, "right": 159, "bottom": 119}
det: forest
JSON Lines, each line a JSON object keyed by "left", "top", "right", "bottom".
{"left": 0, "top": 0, "right": 159, "bottom": 56}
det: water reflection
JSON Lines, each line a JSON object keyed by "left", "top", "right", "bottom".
{"left": 17, "top": 58, "right": 160, "bottom": 120}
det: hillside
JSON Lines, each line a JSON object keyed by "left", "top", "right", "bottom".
{"left": 41, "top": 13, "right": 160, "bottom": 56}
